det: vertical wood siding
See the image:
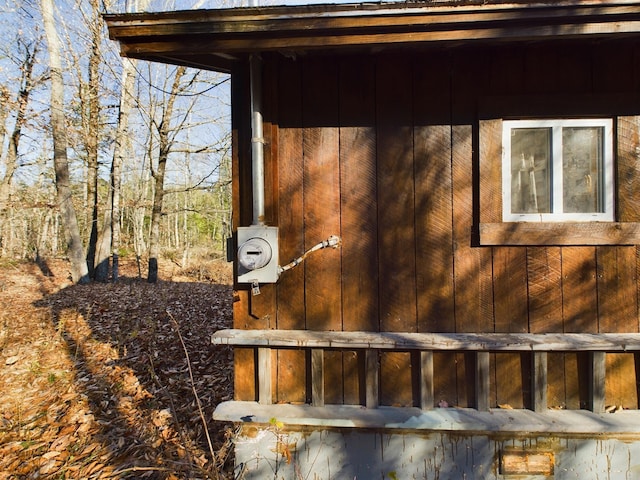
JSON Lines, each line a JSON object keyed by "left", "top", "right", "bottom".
{"left": 234, "top": 40, "right": 640, "bottom": 409}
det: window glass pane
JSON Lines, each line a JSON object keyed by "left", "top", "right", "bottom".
{"left": 562, "top": 127, "right": 603, "bottom": 213}
{"left": 510, "top": 128, "right": 551, "bottom": 214}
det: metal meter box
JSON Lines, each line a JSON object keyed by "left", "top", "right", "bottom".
{"left": 237, "top": 226, "right": 279, "bottom": 284}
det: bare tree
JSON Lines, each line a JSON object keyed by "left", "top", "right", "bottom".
{"left": 41, "top": 0, "right": 89, "bottom": 283}
{"left": 148, "top": 65, "right": 186, "bottom": 283}
{"left": 83, "top": 0, "right": 107, "bottom": 280}
{"left": 0, "top": 39, "right": 38, "bottom": 215}
{"left": 110, "top": 56, "right": 137, "bottom": 281}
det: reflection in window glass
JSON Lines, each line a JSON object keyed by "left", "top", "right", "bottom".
{"left": 562, "top": 127, "right": 603, "bottom": 214}
{"left": 510, "top": 128, "right": 550, "bottom": 214}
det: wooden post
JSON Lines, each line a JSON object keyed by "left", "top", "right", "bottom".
{"left": 311, "top": 349, "right": 325, "bottom": 407}
{"left": 589, "top": 351, "right": 606, "bottom": 413}
{"left": 532, "top": 352, "right": 548, "bottom": 412}
{"left": 420, "top": 350, "right": 434, "bottom": 410}
{"left": 366, "top": 349, "right": 379, "bottom": 408}
{"left": 476, "top": 352, "right": 490, "bottom": 411}
{"left": 258, "top": 348, "right": 272, "bottom": 405}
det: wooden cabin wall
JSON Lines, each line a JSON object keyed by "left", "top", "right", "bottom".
{"left": 232, "top": 39, "right": 640, "bottom": 409}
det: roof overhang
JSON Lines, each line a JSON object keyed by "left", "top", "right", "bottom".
{"left": 105, "top": 1, "right": 640, "bottom": 73}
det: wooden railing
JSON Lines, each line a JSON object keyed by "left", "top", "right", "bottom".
{"left": 211, "top": 329, "right": 640, "bottom": 413}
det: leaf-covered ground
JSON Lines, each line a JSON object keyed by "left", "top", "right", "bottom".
{"left": 0, "top": 258, "right": 235, "bottom": 479}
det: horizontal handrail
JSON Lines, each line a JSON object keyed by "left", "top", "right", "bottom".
{"left": 212, "top": 329, "right": 640, "bottom": 352}
{"left": 212, "top": 329, "right": 640, "bottom": 413}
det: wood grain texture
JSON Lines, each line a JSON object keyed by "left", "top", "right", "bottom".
{"left": 618, "top": 116, "right": 640, "bottom": 223}
{"left": 413, "top": 54, "right": 456, "bottom": 409}
{"left": 480, "top": 222, "right": 640, "bottom": 246}
{"left": 597, "top": 246, "right": 639, "bottom": 408}
{"left": 532, "top": 352, "right": 548, "bottom": 412}
{"left": 275, "top": 57, "right": 306, "bottom": 403}
{"left": 414, "top": 55, "right": 455, "bottom": 333}
{"left": 339, "top": 57, "right": 378, "bottom": 405}
{"left": 493, "top": 247, "right": 528, "bottom": 408}
{"left": 228, "top": 41, "right": 640, "bottom": 410}
{"left": 376, "top": 54, "right": 416, "bottom": 407}
{"left": 302, "top": 57, "right": 343, "bottom": 404}
{"left": 214, "top": 329, "right": 640, "bottom": 351}
{"left": 339, "top": 57, "right": 378, "bottom": 333}
{"left": 451, "top": 52, "right": 494, "bottom": 407}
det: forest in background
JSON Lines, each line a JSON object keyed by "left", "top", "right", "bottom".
{"left": 0, "top": 0, "right": 233, "bottom": 282}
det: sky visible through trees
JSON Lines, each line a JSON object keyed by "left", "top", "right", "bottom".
{"left": 0, "top": 0, "right": 233, "bottom": 279}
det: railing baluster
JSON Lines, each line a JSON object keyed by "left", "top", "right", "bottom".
{"left": 589, "top": 351, "right": 606, "bottom": 413}
{"left": 366, "top": 349, "right": 379, "bottom": 409}
{"left": 258, "top": 347, "right": 272, "bottom": 405}
{"left": 311, "top": 348, "right": 325, "bottom": 407}
{"left": 476, "top": 352, "right": 490, "bottom": 411}
{"left": 420, "top": 350, "right": 434, "bottom": 410}
{"left": 532, "top": 352, "right": 548, "bottom": 412}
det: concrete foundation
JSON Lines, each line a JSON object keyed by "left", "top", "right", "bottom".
{"left": 215, "top": 402, "right": 640, "bottom": 480}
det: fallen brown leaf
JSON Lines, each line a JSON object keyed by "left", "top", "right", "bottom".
{"left": 0, "top": 258, "right": 234, "bottom": 479}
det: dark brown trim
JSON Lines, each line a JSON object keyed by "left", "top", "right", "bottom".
{"left": 479, "top": 222, "right": 640, "bottom": 246}
{"left": 106, "top": 2, "right": 640, "bottom": 72}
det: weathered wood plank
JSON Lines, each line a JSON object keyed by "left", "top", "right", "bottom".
{"left": 420, "top": 350, "right": 434, "bottom": 410}
{"left": 275, "top": 57, "right": 306, "bottom": 404}
{"left": 562, "top": 247, "right": 597, "bottom": 409}
{"left": 377, "top": 54, "right": 416, "bottom": 407}
{"left": 527, "top": 246, "right": 562, "bottom": 407}
{"left": 452, "top": 50, "right": 493, "bottom": 407}
{"left": 532, "top": 352, "right": 548, "bottom": 412}
{"left": 339, "top": 56, "right": 378, "bottom": 405}
{"left": 413, "top": 52, "right": 457, "bottom": 409}
{"left": 311, "top": 349, "right": 324, "bottom": 407}
{"left": 605, "top": 353, "right": 638, "bottom": 409}
{"left": 476, "top": 352, "right": 490, "bottom": 411}
{"left": 493, "top": 247, "right": 528, "bottom": 409}
{"left": 480, "top": 222, "right": 640, "bottom": 246}
{"left": 258, "top": 347, "right": 272, "bottom": 405}
{"left": 478, "top": 118, "right": 502, "bottom": 225}
{"left": 589, "top": 351, "right": 606, "bottom": 413}
{"left": 414, "top": 54, "right": 455, "bottom": 333}
{"left": 617, "top": 116, "right": 640, "bottom": 222}
{"left": 117, "top": 20, "right": 640, "bottom": 58}
{"left": 107, "top": 4, "right": 640, "bottom": 40}
{"left": 213, "top": 329, "right": 640, "bottom": 351}
{"left": 479, "top": 60, "right": 527, "bottom": 411}
{"left": 597, "top": 246, "right": 639, "bottom": 408}
{"left": 613, "top": 116, "right": 640, "bottom": 408}
{"left": 302, "top": 57, "right": 343, "bottom": 404}
{"left": 562, "top": 247, "right": 598, "bottom": 334}
{"left": 527, "top": 247, "right": 563, "bottom": 331}
{"left": 366, "top": 349, "right": 379, "bottom": 409}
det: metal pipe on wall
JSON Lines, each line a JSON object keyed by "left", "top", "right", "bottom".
{"left": 249, "top": 53, "right": 265, "bottom": 225}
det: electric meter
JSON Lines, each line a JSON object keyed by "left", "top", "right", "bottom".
{"left": 238, "top": 237, "right": 272, "bottom": 271}
{"left": 237, "top": 226, "right": 279, "bottom": 284}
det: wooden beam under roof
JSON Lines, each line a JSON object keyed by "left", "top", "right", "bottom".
{"left": 105, "top": 1, "right": 640, "bottom": 72}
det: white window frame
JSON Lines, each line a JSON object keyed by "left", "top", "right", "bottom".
{"left": 502, "top": 118, "right": 614, "bottom": 222}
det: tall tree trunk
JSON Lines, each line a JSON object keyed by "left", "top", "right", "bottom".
{"left": 148, "top": 66, "right": 185, "bottom": 283}
{"left": 0, "top": 46, "right": 37, "bottom": 253}
{"left": 41, "top": 0, "right": 89, "bottom": 284}
{"left": 110, "top": 57, "right": 136, "bottom": 282}
{"left": 86, "top": 0, "right": 105, "bottom": 280}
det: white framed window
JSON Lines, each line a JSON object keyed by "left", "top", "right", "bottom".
{"left": 502, "top": 118, "right": 614, "bottom": 222}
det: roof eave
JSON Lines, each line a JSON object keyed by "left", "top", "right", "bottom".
{"left": 105, "top": 1, "right": 640, "bottom": 72}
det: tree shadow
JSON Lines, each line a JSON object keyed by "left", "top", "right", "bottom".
{"left": 34, "top": 274, "right": 234, "bottom": 478}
